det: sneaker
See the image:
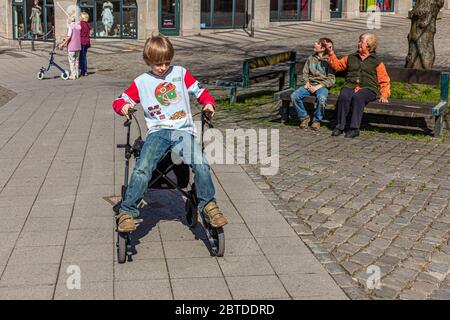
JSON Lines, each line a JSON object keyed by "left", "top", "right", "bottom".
{"left": 116, "top": 213, "right": 136, "bottom": 232}
{"left": 299, "top": 117, "right": 310, "bottom": 129}
{"left": 203, "top": 202, "right": 228, "bottom": 228}
{"left": 311, "top": 121, "right": 320, "bottom": 131}
{"left": 331, "top": 128, "right": 344, "bottom": 136}
{"left": 344, "top": 129, "right": 360, "bottom": 139}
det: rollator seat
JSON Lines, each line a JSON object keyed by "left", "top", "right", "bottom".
{"left": 149, "top": 152, "right": 190, "bottom": 189}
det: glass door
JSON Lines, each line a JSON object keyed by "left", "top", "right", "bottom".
{"left": 159, "top": 0, "right": 179, "bottom": 36}
{"left": 330, "top": 0, "right": 342, "bottom": 18}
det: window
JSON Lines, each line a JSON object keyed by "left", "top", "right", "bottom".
{"left": 360, "top": 0, "right": 394, "bottom": 12}
{"left": 78, "top": 0, "right": 137, "bottom": 38}
{"left": 201, "top": 0, "right": 247, "bottom": 28}
{"left": 12, "top": 0, "right": 54, "bottom": 40}
{"left": 270, "top": 0, "right": 311, "bottom": 21}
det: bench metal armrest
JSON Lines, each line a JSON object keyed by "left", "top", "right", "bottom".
{"left": 431, "top": 100, "right": 448, "bottom": 116}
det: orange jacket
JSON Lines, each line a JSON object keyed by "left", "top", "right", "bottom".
{"left": 328, "top": 53, "right": 391, "bottom": 99}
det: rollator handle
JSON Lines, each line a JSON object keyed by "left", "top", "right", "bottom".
{"left": 202, "top": 110, "right": 214, "bottom": 128}
{"left": 123, "top": 108, "right": 138, "bottom": 127}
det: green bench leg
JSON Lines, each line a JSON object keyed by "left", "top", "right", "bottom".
{"left": 282, "top": 99, "right": 290, "bottom": 124}
{"left": 278, "top": 75, "right": 285, "bottom": 92}
{"left": 229, "top": 87, "right": 237, "bottom": 104}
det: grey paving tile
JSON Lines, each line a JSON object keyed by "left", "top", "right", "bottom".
{"left": 22, "top": 217, "right": 70, "bottom": 232}
{"left": 255, "top": 237, "right": 310, "bottom": 256}
{"left": 66, "top": 228, "right": 113, "bottom": 245}
{"left": 0, "top": 232, "right": 20, "bottom": 248}
{"left": 0, "top": 263, "right": 59, "bottom": 287}
{"left": 114, "top": 258, "right": 168, "bottom": 281}
{"left": 246, "top": 221, "right": 298, "bottom": 238}
{"left": 214, "top": 173, "right": 266, "bottom": 200}
{"left": 58, "top": 261, "right": 114, "bottom": 283}
{"left": 28, "top": 204, "right": 73, "bottom": 218}
{"left": 172, "top": 277, "right": 232, "bottom": 300}
{"left": 8, "top": 246, "right": 64, "bottom": 265}
{"left": 163, "top": 240, "right": 212, "bottom": 259}
{"left": 279, "top": 274, "right": 348, "bottom": 300}
{"left": 159, "top": 221, "right": 201, "bottom": 241}
{"left": 114, "top": 279, "right": 172, "bottom": 300}
{"left": 217, "top": 222, "right": 253, "bottom": 239}
{"left": 167, "top": 257, "right": 222, "bottom": 279}
{"left": 218, "top": 256, "right": 275, "bottom": 277}
{"left": 54, "top": 281, "right": 113, "bottom": 300}
{"left": 16, "top": 231, "right": 67, "bottom": 247}
{"left": 232, "top": 199, "right": 287, "bottom": 222}
{"left": 224, "top": 238, "right": 264, "bottom": 256}
{"left": 69, "top": 216, "right": 114, "bottom": 230}
{"left": 63, "top": 244, "right": 114, "bottom": 262}
{"left": 266, "top": 254, "right": 327, "bottom": 275}
{"left": 124, "top": 241, "right": 165, "bottom": 260}
{"left": 0, "top": 285, "right": 54, "bottom": 300}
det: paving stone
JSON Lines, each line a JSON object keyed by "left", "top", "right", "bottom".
{"left": 226, "top": 275, "right": 289, "bottom": 299}
{"left": 115, "top": 280, "right": 172, "bottom": 300}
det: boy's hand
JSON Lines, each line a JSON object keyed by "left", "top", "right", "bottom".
{"left": 203, "top": 104, "right": 215, "bottom": 119}
{"left": 121, "top": 104, "right": 133, "bottom": 118}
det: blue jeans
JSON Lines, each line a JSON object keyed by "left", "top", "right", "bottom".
{"left": 119, "top": 129, "right": 216, "bottom": 218}
{"left": 79, "top": 45, "right": 89, "bottom": 75}
{"left": 292, "top": 87, "right": 329, "bottom": 122}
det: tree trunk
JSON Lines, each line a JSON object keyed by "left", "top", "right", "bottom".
{"left": 405, "top": 0, "right": 444, "bottom": 69}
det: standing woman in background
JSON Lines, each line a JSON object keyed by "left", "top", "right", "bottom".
{"left": 59, "top": 16, "right": 81, "bottom": 80}
{"left": 79, "top": 12, "right": 92, "bottom": 77}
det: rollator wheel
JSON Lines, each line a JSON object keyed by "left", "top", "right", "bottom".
{"left": 185, "top": 198, "right": 198, "bottom": 228}
{"left": 36, "top": 71, "right": 44, "bottom": 80}
{"left": 206, "top": 226, "right": 225, "bottom": 257}
{"left": 117, "top": 232, "right": 127, "bottom": 264}
{"left": 61, "top": 71, "right": 69, "bottom": 80}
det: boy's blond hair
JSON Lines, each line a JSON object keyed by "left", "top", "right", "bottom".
{"left": 143, "top": 35, "right": 174, "bottom": 66}
{"left": 360, "top": 33, "right": 377, "bottom": 53}
{"left": 80, "top": 12, "right": 89, "bottom": 22}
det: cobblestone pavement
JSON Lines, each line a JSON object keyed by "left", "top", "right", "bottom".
{"left": 211, "top": 101, "right": 450, "bottom": 299}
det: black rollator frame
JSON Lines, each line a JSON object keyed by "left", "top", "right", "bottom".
{"left": 114, "top": 108, "right": 224, "bottom": 263}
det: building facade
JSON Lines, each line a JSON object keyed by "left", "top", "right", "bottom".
{"left": 0, "top": 0, "right": 446, "bottom": 43}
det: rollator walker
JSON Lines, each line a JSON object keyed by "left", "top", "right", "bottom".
{"left": 113, "top": 108, "right": 225, "bottom": 263}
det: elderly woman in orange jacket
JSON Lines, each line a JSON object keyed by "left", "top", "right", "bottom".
{"left": 326, "top": 33, "right": 391, "bottom": 138}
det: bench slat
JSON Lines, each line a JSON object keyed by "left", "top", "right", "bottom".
{"left": 279, "top": 90, "right": 434, "bottom": 115}
{"left": 246, "top": 51, "right": 295, "bottom": 69}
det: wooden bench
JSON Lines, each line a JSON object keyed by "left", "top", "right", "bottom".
{"left": 216, "top": 51, "right": 297, "bottom": 104}
{"left": 275, "top": 64, "right": 450, "bottom": 137}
